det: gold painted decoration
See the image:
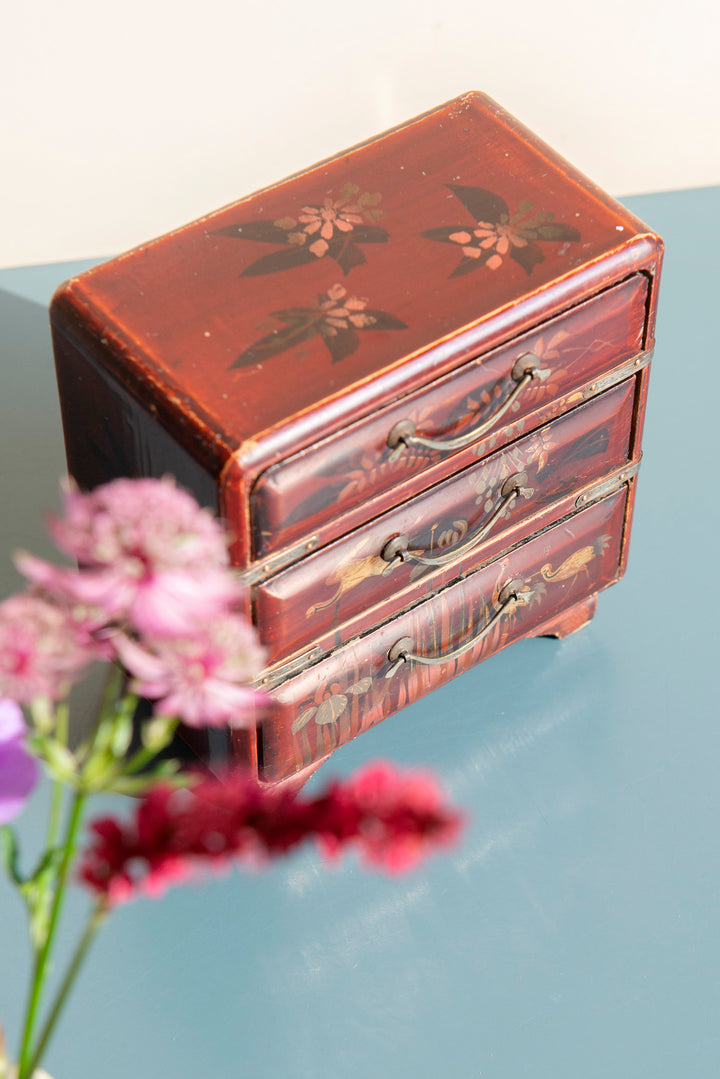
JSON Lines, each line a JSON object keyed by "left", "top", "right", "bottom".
{"left": 540, "top": 534, "right": 610, "bottom": 582}
{"left": 306, "top": 553, "right": 390, "bottom": 618}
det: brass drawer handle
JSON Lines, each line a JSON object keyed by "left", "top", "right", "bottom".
{"left": 381, "top": 472, "right": 531, "bottom": 571}
{"left": 386, "top": 353, "right": 542, "bottom": 461}
{"left": 385, "top": 578, "right": 523, "bottom": 678}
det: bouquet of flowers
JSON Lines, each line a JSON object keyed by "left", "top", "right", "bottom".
{"left": 0, "top": 477, "right": 462, "bottom": 1079}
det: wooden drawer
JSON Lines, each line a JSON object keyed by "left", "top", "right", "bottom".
{"left": 250, "top": 274, "right": 647, "bottom": 559}
{"left": 258, "top": 488, "right": 628, "bottom": 782}
{"left": 255, "top": 378, "right": 637, "bottom": 664}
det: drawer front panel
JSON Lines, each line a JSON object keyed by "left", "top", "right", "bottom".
{"left": 250, "top": 274, "right": 647, "bottom": 558}
{"left": 259, "top": 489, "right": 627, "bottom": 781}
{"left": 255, "top": 379, "right": 635, "bottom": 663}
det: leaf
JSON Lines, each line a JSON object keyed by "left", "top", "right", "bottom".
{"left": 346, "top": 225, "right": 389, "bottom": 244}
{"left": 141, "top": 715, "right": 177, "bottom": 752}
{"left": 272, "top": 307, "right": 318, "bottom": 324}
{"left": 41, "top": 740, "right": 78, "bottom": 782}
{"left": 81, "top": 749, "right": 118, "bottom": 788}
{"left": 0, "top": 825, "right": 22, "bottom": 885}
{"left": 241, "top": 246, "right": 317, "bottom": 277}
{"left": 22, "top": 848, "right": 64, "bottom": 946}
{"left": 509, "top": 243, "right": 545, "bottom": 275}
{"left": 232, "top": 320, "right": 319, "bottom": 369}
{"left": 517, "top": 199, "right": 533, "bottom": 214}
{"left": 291, "top": 707, "right": 317, "bottom": 735}
{"left": 420, "top": 225, "right": 468, "bottom": 244}
{"left": 281, "top": 477, "right": 349, "bottom": 528}
{"left": 110, "top": 711, "right": 135, "bottom": 757}
{"left": 447, "top": 184, "right": 509, "bottom": 223}
{"left": 534, "top": 222, "right": 581, "bottom": 242}
{"left": 315, "top": 695, "right": 348, "bottom": 725}
{"left": 348, "top": 677, "right": 373, "bottom": 695}
{"left": 109, "top": 775, "right": 160, "bottom": 795}
{"left": 449, "top": 257, "right": 482, "bottom": 279}
{"left": 214, "top": 221, "right": 292, "bottom": 244}
{"left": 327, "top": 238, "right": 366, "bottom": 275}
{"left": 362, "top": 310, "right": 408, "bottom": 331}
{"left": 319, "top": 325, "right": 360, "bottom": 364}
{"left": 565, "top": 425, "right": 610, "bottom": 462}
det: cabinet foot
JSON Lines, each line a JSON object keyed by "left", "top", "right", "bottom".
{"left": 262, "top": 756, "right": 328, "bottom": 795}
{"left": 533, "top": 594, "right": 598, "bottom": 639}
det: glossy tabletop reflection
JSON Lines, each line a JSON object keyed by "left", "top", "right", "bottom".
{"left": 0, "top": 188, "right": 718, "bottom": 1078}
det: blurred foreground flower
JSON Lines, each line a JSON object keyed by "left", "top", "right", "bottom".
{"left": 80, "top": 762, "right": 462, "bottom": 904}
{"left": 114, "top": 611, "right": 265, "bottom": 728}
{"left": 17, "top": 477, "right": 243, "bottom": 639}
{"left": 0, "top": 476, "right": 463, "bottom": 1079}
{"left": 0, "top": 699, "right": 38, "bottom": 825}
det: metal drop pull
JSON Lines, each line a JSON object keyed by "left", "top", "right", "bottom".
{"left": 386, "top": 353, "right": 544, "bottom": 462}
{"left": 381, "top": 472, "right": 531, "bottom": 572}
{"left": 385, "top": 578, "right": 524, "bottom": 678}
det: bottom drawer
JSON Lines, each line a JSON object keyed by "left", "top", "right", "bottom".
{"left": 257, "top": 488, "right": 629, "bottom": 782}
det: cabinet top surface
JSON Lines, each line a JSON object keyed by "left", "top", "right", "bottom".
{"left": 53, "top": 92, "right": 660, "bottom": 455}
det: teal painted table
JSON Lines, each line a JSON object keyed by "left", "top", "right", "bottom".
{"left": 1, "top": 187, "right": 718, "bottom": 1078}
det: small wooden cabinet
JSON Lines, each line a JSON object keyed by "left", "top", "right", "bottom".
{"left": 51, "top": 92, "right": 663, "bottom": 785}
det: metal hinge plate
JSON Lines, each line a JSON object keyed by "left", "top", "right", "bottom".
{"left": 239, "top": 534, "right": 320, "bottom": 587}
{"left": 251, "top": 645, "right": 324, "bottom": 691}
{"left": 575, "top": 457, "right": 641, "bottom": 510}
{"left": 580, "top": 347, "right": 653, "bottom": 401}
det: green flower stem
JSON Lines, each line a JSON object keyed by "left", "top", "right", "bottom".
{"left": 45, "top": 704, "right": 68, "bottom": 853}
{"left": 17, "top": 790, "right": 86, "bottom": 1079}
{"left": 26, "top": 901, "right": 108, "bottom": 1077}
{"left": 98, "top": 663, "right": 125, "bottom": 723}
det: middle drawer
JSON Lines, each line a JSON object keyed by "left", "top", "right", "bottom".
{"left": 254, "top": 379, "right": 636, "bottom": 665}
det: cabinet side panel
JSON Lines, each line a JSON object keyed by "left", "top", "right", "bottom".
{"left": 52, "top": 324, "right": 220, "bottom": 512}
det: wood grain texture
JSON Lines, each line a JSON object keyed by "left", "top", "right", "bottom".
{"left": 258, "top": 490, "right": 627, "bottom": 782}
{"left": 255, "top": 379, "right": 636, "bottom": 663}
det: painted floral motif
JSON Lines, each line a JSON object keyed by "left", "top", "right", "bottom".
{"left": 291, "top": 676, "right": 377, "bottom": 771}
{"left": 215, "top": 182, "right": 388, "bottom": 276}
{"left": 231, "top": 284, "right": 406, "bottom": 369}
{"left": 422, "top": 184, "right": 580, "bottom": 278}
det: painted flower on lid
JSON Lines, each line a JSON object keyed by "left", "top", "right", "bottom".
{"left": 422, "top": 184, "right": 581, "bottom": 278}
{"left": 215, "top": 182, "right": 388, "bottom": 276}
{"left": 231, "top": 284, "right": 406, "bottom": 369}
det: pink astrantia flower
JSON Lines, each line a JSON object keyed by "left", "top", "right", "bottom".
{"left": 114, "top": 611, "right": 267, "bottom": 728}
{"left": 17, "top": 478, "right": 243, "bottom": 638}
{"left": 79, "top": 763, "right": 462, "bottom": 905}
{"left": 0, "top": 594, "right": 93, "bottom": 702}
{"left": 0, "top": 698, "right": 39, "bottom": 824}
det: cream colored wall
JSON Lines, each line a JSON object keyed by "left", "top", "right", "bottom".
{"left": 1, "top": 0, "right": 718, "bottom": 268}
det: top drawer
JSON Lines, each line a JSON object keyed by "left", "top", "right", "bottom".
{"left": 250, "top": 273, "right": 648, "bottom": 558}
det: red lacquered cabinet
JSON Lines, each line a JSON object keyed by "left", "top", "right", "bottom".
{"left": 50, "top": 92, "right": 662, "bottom": 786}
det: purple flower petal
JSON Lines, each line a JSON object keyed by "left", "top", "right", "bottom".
{"left": 0, "top": 698, "right": 39, "bottom": 824}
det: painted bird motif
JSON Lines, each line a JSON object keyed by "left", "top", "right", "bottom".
{"left": 540, "top": 534, "right": 610, "bottom": 583}
{"left": 306, "top": 554, "right": 389, "bottom": 617}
